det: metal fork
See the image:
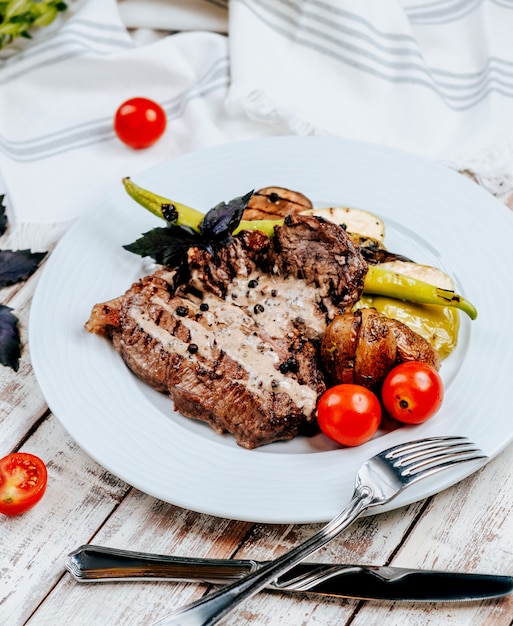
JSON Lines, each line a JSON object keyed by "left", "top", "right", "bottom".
{"left": 152, "top": 436, "right": 487, "bottom": 626}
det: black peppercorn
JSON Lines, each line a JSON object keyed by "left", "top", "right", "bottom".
{"left": 279, "top": 357, "right": 299, "bottom": 374}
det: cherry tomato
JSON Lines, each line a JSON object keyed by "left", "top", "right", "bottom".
{"left": 114, "top": 97, "right": 167, "bottom": 149}
{"left": 0, "top": 452, "right": 48, "bottom": 516}
{"left": 381, "top": 361, "right": 444, "bottom": 424}
{"left": 317, "top": 384, "right": 382, "bottom": 447}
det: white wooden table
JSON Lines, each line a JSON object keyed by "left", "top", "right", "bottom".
{"left": 2, "top": 197, "right": 513, "bottom": 626}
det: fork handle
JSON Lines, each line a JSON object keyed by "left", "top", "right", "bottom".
{"left": 152, "top": 488, "right": 372, "bottom": 626}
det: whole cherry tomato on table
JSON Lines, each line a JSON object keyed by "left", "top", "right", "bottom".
{"left": 0, "top": 452, "right": 48, "bottom": 516}
{"left": 114, "top": 97, "right": 167, "bottom": 149}
{"left": 381, "top": 361, "right": 444, "bottom": 424}
{"left": 317, "top": 384, "right": 382, "bottom": 447}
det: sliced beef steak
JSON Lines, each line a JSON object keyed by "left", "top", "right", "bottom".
{"left": 271, "top": 213, "right": 367, "bottom": 315}
{"left": 85, "top": 215, "right": 368, "bottom": 448}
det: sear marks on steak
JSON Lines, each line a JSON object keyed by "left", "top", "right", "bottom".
{"left": 85, "top": 215, "right": 368, "bottom": 449}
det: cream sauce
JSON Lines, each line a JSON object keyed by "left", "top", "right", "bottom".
{"left": 130, "top": 288, "right": 318, "bottom": 412}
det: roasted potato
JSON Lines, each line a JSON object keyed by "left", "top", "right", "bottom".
{"left": 321, "top": 308, "right": 396, "bottom": 390}
{"left": 321, "top": 307, "right": 440, "bottom": 390}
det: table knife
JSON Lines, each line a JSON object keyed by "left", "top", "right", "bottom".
{"left": 65, "top": 545, "right": 513, "bottom": 602}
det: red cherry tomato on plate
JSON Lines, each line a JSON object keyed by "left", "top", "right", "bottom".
{"left": 0, "top": 452, "right": 48, "bottom": 516}
{"left": 317, "top": 384, "right": 382, "bottom": 447}
{"left": 114, "top": 97, "right": 167, "bottom": 149}
{"left": 381, "top": 361, "right": 444, "bottom": 424}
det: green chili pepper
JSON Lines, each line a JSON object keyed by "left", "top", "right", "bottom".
{"left": 122, "top": 177, "right": 280, "bottom": 237}
{"left": 122, "top": 178, "right": 478, "bottom": 320}
{"left": 364, "top": 266, "right": 477, "bottom": 320}
{"left": 122, "top": 177, "right": 204, "bottom": 229}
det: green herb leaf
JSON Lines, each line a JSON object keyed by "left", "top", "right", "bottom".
{"left": 0, "top": 249, "right": 46, "bottom": 287}
{"left": 123, "top": 226, "right": 200, "bottom": 268}
{"left": 0, "top": 304, "right": 21, "bottom": 371}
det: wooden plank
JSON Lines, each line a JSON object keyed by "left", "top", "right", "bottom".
{"left": 31, "top": 495, "right": 427, "bottom": 624}
{"left": 0, "top": 415, "right": 129, "bottom": 625}
{"left": 28, "top": 447, "right": 512, "bottom": 626}
{"left": 26, "top": 488, "right": 255, "bottom": 625}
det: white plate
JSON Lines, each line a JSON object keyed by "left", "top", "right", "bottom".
{"left": 30, "top": 136, "right": 513, "bottom": 523}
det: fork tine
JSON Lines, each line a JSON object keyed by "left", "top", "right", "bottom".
{"left": 381, "top": 436, "right": 487, "bottom": 479}
{"left": 391, "top": 439, "right": 480, "bottom": 466}
{"left": 399, "top": 447, "right": 487, "bottom": 478}
{"left": 384, "top": 436, "right": 470, "bottom": 460}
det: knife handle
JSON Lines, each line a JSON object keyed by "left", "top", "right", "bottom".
{"left": 65, "top": 545, "right": 258, "bottom": 583}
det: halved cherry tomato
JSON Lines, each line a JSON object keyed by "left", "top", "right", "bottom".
{"left": 0, "top": 452, "right": 48, "bottom": 516}
{"left": 317, "top": 384, "right": 382, "bottom": 447}
{"left": 114, "top": 97, "right": 167, "bottom": 149}
{"left": 381, "top": 361, "right": 444, "bottom": 424}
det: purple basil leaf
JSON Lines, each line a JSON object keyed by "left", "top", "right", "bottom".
{"left": 0, "top": 249, "right": 47, "bottom": 288}
{"left": 200, "top": 191, "right": 253, "bottom": 242}
{"left": 0, "top": 304, "right": 21, "bottom": 371}
{"left": 0, "top": 195, "right": 7, "bottom": 236}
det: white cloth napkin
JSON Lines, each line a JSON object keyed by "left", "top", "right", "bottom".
{"left": 227, "top": 0, "right": 513, "bottom": 201}
{"left": 1, "top": 0, "right": 513, "bottom": 226}
{"left": 0, "top": 0, "right": 277, "bottom": 225}
{"left": 118, "top": 0, "right": 228, "bottom": 34}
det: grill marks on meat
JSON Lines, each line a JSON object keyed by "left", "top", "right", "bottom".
{"left": 85, "top": 215, "right": 368, "bottom": 449}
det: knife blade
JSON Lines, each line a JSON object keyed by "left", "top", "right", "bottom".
{"left": 65, "top": 545, "right": 513, "bottom": 602}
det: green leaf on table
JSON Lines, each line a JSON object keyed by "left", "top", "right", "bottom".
{"left": 0, "top": 304, "right": 21, "bottom": 371}
{"left": 0, "top": 249, "right": 47, "bottom": 287}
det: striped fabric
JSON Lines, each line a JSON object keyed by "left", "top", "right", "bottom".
{"left": 0, "top": 0, "right": 238, "bottom": 224}
{"left": 227, "top": 0, "right": 513, "bottom": 196}
{"left": 1, "top": 0, "right": 513, "bottom": 224}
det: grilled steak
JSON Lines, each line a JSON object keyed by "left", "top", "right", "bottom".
{"left": 85, "top": 214, "right": 368, "bottom": 449}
